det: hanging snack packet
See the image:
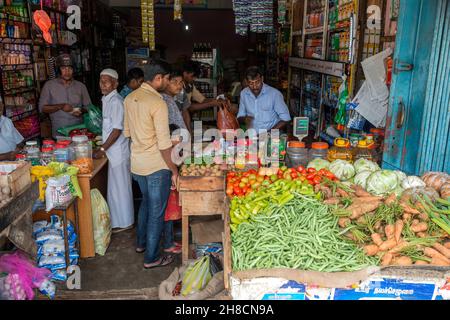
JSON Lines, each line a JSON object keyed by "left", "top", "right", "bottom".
{"left": 45, "top": 175, "right": 73, "bottom": 212}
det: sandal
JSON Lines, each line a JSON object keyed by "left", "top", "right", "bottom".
{"left": 136, "top": 247, "right": 146, "bottom": 254}
{"left": 164, "top": 245, "right": 182, "bottom": 254}
{"left": 144, "top": 255, "right": 174, "bottom": 269}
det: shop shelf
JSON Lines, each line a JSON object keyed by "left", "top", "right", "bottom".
{"left": 0, "top": 37, "right": 32, "bottom": 44}
{"left": 11, "top": 109, "right": 38, "bottom": 122}
{"left": 304, "top": 27, "right": 325, "bottom": 35}
{"left": 1, "top": 64, "right": 33, "bottom": 71}
{"left": 3, "top": 87, "right": 35, "bottom": 95}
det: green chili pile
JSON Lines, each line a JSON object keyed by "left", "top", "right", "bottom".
{"left": 232, "top": 194, "right": 379, "bottom": 272}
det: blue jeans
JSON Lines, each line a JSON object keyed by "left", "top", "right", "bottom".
{"left": 132, "top": 170, "right": 172, "bottom": 264}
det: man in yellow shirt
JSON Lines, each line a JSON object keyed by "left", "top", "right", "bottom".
{"left": 124, "top": 60, "right": 178, "bottom": 269}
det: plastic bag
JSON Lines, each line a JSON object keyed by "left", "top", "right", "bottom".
{"left": 181, "top": 256, "right": 212, "bottom": 296}
{"left": 35, "top": 229, "right": 63, "bottom": 244}
{"left": 91, "top": 189, "right": 111, "bottom": 256}
{"left": 165, "top": 190, "right": 182, "bottom": 222}
{"left": 31, "top": 166, "right": 55, "bottom": 202}
{"left": 84, "top": 104, "right": 103, "bottom": 135}
{"left": 0, "top": 252, "right": 52, "bottom": 300}
{"left": 45, "top": 175, "right": 73, "bottom": 212}
{"left": 217, "top": 100, "right": 239, "bottom": 132}
{"left": 57, "top": 123, "right": 87, "bottom": 137}
{"left": 47, "top": 163, "right": 82, "bottom": 199}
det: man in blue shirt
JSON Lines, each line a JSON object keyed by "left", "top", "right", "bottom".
{"left": 120, "top": 68, "right": 145, "bottom": 98}
{"left": 237, "top": 66, "right": 291, "bottom": 133}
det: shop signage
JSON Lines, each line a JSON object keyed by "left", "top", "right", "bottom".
{"left": 289, "top": 58, "right": 345, "bottom": 77}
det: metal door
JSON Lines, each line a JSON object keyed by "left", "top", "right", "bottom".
{"left": 383, "top": 0, "right": 448, "bottom": 175}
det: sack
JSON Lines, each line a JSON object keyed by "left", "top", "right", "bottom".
{"left": 159, "top": 263, "right": 224, "bottom": 300}
{"left": 45, "top": 175, "right": 73, "bottom": 212}
{"left": 165, "top": 190, "right": 182, "bottom": 222}
{"left": 90, "top": 189, "right": 111, "bottom": 256}
{"left": 83, "top": 104, "right": 103, "bottom": 135}
{"left": 217, "top": 100, "right": 239, "bottom": 132}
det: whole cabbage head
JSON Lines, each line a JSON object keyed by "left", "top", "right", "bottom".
{"left": 393, "top": 170, "right": 407, "bottom": 184}
{"left": 353, "top": 158, "right": 380, "bottom": 174}
{"left": 307, "top": 159, "right": 331, "bottom": 171}
{"left": 366, "top": 170, "right": 400, "bottom": 196}
{"left": 329, "top": 160, "right": 356, "bottom": 181}
{"left": 354, "top": 170, "right": 375, "bottom": 189}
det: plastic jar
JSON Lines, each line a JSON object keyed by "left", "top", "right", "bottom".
{"left": 71, "top": 135, "right": 94, "bottom": 174}
{"left": 309, "top": 142, "right": 330, "bottom": 162}
{"left": 15, "top": 153, "right": 27, "bottom": 162}
{"left": 328, "top": 138, "right": 353, "bottom": 162}
{"left": 25, "top": 141, "right": 40, "bottom": 166}
{"left": 286, "top": 141, "right": 309, "bottom": 168}
{"left": 40, "top": 147, "right": 55, "bottom": 166}
{"left": 54, "top": 143, "right": 70, "bottom": 163}
{"left": 42, "top": 139, "right": 56, "bottom": 151}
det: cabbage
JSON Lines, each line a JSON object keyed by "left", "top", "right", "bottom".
{"left": 354, "top": 170, "right": 374, "bottom": 189}
{"left": 329, "top": 160, "right": 356, "bottom": 181}
{"left": 366, "top": 170, "right": 400, "bottom": 196}
{"left": 307, "top": 159, "right": 331, "bottom": 171}
{"left": 402, "top": 176, "right": 426, "bottom": 189}
{"left": 353, "top": 159, "right": 380, "bottom": 174}
{"left": 393, "top": 170, "right": 407, "bottom": 184}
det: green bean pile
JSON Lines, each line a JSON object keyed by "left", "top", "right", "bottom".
{"left": 232, "top": 194, "right": 379, "bottom": 272}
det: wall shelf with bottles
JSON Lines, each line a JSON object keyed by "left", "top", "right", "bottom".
{"left": 0, "top": 0, "right": 40, "bottom": 140}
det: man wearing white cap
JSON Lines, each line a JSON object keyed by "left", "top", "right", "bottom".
{"left": 94, "top": 68, "right": 134, "bottom": 232}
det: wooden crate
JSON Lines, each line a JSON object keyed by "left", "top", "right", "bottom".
{"left": 178, "top": 175, "right": 225, "bottom": 192}
{"left": 181, "top": 191, "right": 225, "bottom": 216}
{"left": 0, "top": 162, "right": 32, "bottom": 198}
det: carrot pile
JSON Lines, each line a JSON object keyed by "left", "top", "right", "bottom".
{"left": 320, "top": 182, "right": 450, "bottom": 267}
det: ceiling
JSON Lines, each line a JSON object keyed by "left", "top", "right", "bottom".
{"left": 105, "top": 0, "right": 233, "bottom": 9}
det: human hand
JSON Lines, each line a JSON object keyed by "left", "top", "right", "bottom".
{"left": 62, "top": 104, "right": 74, "bottom": 113}
{"left": 72, "top": 107, "right": 82, "bottom": 117}
{"left": 93, "top": 149, "right": 106, "bottom": 159}
{"left": 171, "top": 171, "right": 179, "bottom": 190}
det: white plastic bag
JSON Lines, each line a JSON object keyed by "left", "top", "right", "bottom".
{"left": 45, "top": 175, "right": 73, "bottom": 212}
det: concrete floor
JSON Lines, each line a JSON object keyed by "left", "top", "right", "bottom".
{"left": 77, "top": 226, "right": 182, "bottom": 293}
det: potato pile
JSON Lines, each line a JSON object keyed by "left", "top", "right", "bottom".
{"left": 0, "top": 179, "right": 12, "bottom": 207}
{"left": 180, "top": 164, "right": 225, "bottom": 177}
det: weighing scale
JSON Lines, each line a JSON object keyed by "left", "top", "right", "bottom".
{"left": 293, "top": 117, "right": 310, "bottom": 142}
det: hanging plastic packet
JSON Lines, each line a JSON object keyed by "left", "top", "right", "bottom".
{"left": 45, "top": 175, "right": 73, "bottom": 212}
{"left": 335, "top": 76, "right": 349, "bottom": 131}
{"left": 174, "top": 0, "right": 182, "bottom": 21}
{"left": 347, "top": 102, "right": 367, "bottom": 131}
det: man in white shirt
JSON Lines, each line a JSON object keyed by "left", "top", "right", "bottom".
{"left": 94, "top": 69, "right": 134, "bottom": 232}
{"left": 0, "top": 98, "right": 24, "bottom": 161}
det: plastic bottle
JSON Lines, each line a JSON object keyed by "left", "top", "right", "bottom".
{"left": 354, "top": 140, "right": 376, "bottom": 162}
{"left": 25, "top": 141, "right": 40, "bottom": 166}
{"left": 327, "top": 138, "right": 353, "bottom": 162}
{"left": 40, "top": 148, "right": 55, "bottom": 166}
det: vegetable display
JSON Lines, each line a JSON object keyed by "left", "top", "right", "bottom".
{"left": 307, "top": 159, "right": 331, "bottom": 171}
{"left": 232, "top": 195, "right": 378, "bottom": 272}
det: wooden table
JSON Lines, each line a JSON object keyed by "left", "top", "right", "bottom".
{"left": 76, "top": 157, "right": 108, "bottom": 258}
{"left": 178, "top": 176, "right": 226, "bottom": 263}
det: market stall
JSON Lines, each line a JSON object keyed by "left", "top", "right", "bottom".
{"left": 220, "top": 159, "right": 450, "bottom": 300}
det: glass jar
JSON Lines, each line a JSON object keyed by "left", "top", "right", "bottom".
{"left": 354, "top": 140, "right": 376, "bottom": 162}
{"left": 40, "top": 148, "right": 55, "bottom": 166}
{"left": 286, "top": 141, "right": 309, "bottom": 168}
{"left": 54, "top": 143, "right": 70, "bottom": 163}
{"left": 25, "top": 141, "right": 40, "bottom": 166}
{"left": 328, "top": 138, "right": 353, "bottom": 162}
{"left": 309, "top": 142, "right": 330, "bottom": 161}
{"left": 71, "top": 135, "right": 93, "bottom": 174}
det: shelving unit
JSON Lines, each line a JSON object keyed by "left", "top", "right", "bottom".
{"left": 288, "top": 0, "right": 357, "bottom": 139}
{"left": 192, "top": 47, "right": 220, "bottom": 122}
{"left": 0, "top": 1, "right": 40, "bottom": 141}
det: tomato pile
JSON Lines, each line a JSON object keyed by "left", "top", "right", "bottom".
{"left": 226, "top": 166, "right": 337, "bottom": 198}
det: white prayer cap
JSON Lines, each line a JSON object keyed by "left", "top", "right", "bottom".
{"left": 100, "top": 68, "right": 119, "bottom": 80}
